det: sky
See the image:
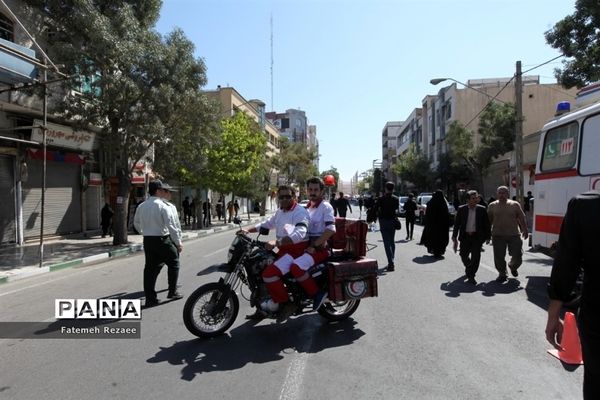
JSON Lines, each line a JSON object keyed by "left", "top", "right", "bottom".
{"left": 155, "top": 0, "right": 577, "bottom": 183}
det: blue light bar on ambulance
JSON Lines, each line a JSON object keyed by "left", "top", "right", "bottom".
{"left": 555, "top": 101, "right": 571, "bottom": 116}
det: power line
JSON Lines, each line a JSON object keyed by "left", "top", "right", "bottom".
{"left": 462, "top": 54, "right": 566, "bottom": 129}
{"left": 522, "top": 54, "right": 564, "bottom": 74}
{"left": 464, "top": 76, "right": 515, "bottom": 128}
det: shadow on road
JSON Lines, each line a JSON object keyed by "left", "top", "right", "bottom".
{"left": 412, "top": 255, "right": 444, "bottom": 264}
{"left": 524, "top": 275, "right": 551, "bottom": 311}
{"left": 524, "top": 257, "right": 554, "bottom": 267}
{"left": 440, "top": 276, "right": 523, "bottom": 298}
{"left": 147, "top": 316, "right": 365, "bottom": 381}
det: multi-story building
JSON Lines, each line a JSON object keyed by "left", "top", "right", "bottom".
{"left": 204, "top": 86, "right": 282, "bottom": 211}
{"left": 390, "top": 76, "right": 579, "bottom": 197}
{"left": 206, "top": 86, "right": 281, "bottom": 157}
{"left": 0, "top": 1, "right": 103, "bottom": 245}
{"left": 266, "top": 108, "right": 319, "bottom": 172}
{"left": 307, "top": 125, "right": 319, "bottom": 170}
{"left": 266, "top": 108, "right": 309, "bottom": 144}
{"left": 381, "top": 121, "right": 402, "bottom": 184}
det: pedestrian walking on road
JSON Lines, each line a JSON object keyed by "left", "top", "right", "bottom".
{"left": 403, "top": 193, "right": 417, "bottom": 240}
{"left": 133, "top": 180, "right": 183, "bottom": 307}
{"left": 420, "top": 190, "right": 450, "bottom": 258}
{"left": 335, "top": 192, "right": 352, "bottom": 218}
{"left": 546, "top": 190, "right": 600, "bottom": 400}
{"left": 487, "top": 185, "right": 528, "bottom": 282}
{"left": 452, "top": 190, "right": 491, "bottom": 284}
{"left": 358, "top": 196, "right": 364, "bottom": 216}
{"left": 376, "top": 182, "right": 400, "bottom": 271}
{"left": 100, "top": 202, "right": 114, "bottom": 238}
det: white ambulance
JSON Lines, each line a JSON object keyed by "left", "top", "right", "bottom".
{"left": 533, "top": 83, "right": 600, "bottom": 250}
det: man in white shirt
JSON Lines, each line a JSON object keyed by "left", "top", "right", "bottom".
{"left": 134, "top": 180, "right": 183, "bottom": 307}
{"left": 289, "top": 177, "right": 336, "bottom": 311}
{"left": 240, "top": 185, "right": 309, "bottom": 320}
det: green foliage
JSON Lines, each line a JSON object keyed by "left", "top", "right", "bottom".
{"left": 393, "top": 144, "right": 434, "bottom": 192}
{"left": 446, "top": 121, "right": 474, "bottom": 165}
{"left": 202, "top": 112, "right": 267, "bottom": 195}
{"left": 22, "top": 0, "right": 219, "bottom": 244}
{"left": 356, "top": 169, "right": 373, "bottom": 194}
{"left": 476, "top": 102, "right": 516, "bottom": 173}
{"left": 545, "top": 0, "right": 600, "bottom": 88}
{"left": 152, "top": 96, "right": 222, "bottom": 184}
{"left": 276, "top": 139, "right": 318, "bottom": 187}
{"left": 23, "top": 1, "right": 217, "bottom": 173}
{"left": 445, "top": 103, "right": 516, "bottom": 193}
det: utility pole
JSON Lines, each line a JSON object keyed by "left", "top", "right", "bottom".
{"left": 515, "top": 61, "right": 524, "bottom": 204}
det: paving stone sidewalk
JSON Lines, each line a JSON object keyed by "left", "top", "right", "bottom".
{"left": 0, "top": 214, "right": 268, "bottom": 284}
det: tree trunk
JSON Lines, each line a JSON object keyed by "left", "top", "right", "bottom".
{"left": 112, "top": 167, "right": 131, "bottom": 245}
{"left": 260, "top": 196, "right": 266, "bottom": 216}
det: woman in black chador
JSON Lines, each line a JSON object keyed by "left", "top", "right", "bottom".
{"left": 420, "top": 190, "right": 450, "bottom": 258}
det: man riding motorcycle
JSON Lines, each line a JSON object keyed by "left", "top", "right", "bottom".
{"left": 290, "top": 177, "right": 336, "bottom": 311}
{"left": 240, "top": 185, "right": 310, "bottom": 320}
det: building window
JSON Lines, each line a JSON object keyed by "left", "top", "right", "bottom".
{"left": 0, "top": 13, "right": 14, "bottom": 42}
{"left": 446, "top": 103, "right": 452, "bottom": 120}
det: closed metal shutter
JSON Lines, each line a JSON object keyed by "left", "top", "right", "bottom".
{"left": 85, "top": 186, "right": 100, "bottom": 230}
{"left": 0, "top": 155, "right": 16, "bottom": 243}
{"left": 22, "top": 159, "right": 81, "bottom": 238}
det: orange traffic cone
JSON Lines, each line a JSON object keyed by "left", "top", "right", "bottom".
{"left": 547, "top": 311, "right": 584, "bottom": 365}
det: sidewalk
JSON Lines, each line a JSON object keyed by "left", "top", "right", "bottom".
{"left": 0, "top": 213, "right": 269, "bottom": 285}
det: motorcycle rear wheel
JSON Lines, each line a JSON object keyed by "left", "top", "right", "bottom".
{"left": 183, "top": 282, "right": 239, "bottom": 338}
{"left": 317, "top": 299, "right": 360, "bottom": 321}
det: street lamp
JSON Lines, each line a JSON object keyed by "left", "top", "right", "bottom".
{"left": 430, "top": 77, "right": 507, "bottom": 104}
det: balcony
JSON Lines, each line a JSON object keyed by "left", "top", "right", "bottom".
{"left": 0, "top": 38, "right": 37, "bottom": 84}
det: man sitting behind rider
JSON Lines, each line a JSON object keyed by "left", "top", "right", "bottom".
{"left": 291, "top": 176, "right": 336, "bottom": 311}
{"left": 239, "top": 185, "right": 310, "bottom": 317}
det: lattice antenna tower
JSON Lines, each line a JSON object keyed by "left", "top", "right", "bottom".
{"left": 270, "top": 13, "right": 274, "bottom": 111}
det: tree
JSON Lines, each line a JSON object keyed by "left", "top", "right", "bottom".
{"left": 202, "top": 112, "right": 267, "bottom": 197}
{"left": 24, "top": 0, "right": 217, "bottom": 244}
{"left": 276, "top": 140, "right": 318, "bottom": 188}
{"left": 152, "top": 96, "right": 222, "bottom": 186}
{"left": 356, "top": 169, "right": 373, "bottom": 194}
{"left": 436, "top": 152, "right": 471, "bottom": 198}
{"left": 545, "top": 0, "right": 600, "bottom": 88}
{"left": 445, "top": 102, "right": 516, "bottom": 193}
{"left": 393, "top": 144, "right": 434, "bottom": 193}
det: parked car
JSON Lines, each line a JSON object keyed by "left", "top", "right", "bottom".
{"left": 416, "top": 192, "right": 456, "bottom": 225}
{"left": 398, "top": 196, "right": 409, "bottom": 217}
{"left": 299, "top": 199, "right": 309, "bottom": 207}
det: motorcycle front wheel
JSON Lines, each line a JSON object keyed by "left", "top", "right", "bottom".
{"left": 317, "top": 299, "right": 360, "bottom": 321}
{"left": 183, "top": 282, "right": 239, "bottom": 338}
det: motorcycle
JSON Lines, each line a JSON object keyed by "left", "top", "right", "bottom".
{"left": 183, "top": 217, "right": 378, "bottom": 338}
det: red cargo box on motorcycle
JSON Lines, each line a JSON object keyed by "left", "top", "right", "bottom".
{"left": 328, "top": 218, "right": 369, "bottom": 259}
{"left": 328, "top": 258, "right": 378, "bottom": 301}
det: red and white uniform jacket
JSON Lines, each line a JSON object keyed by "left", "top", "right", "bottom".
{"left": 307, "top": 200, "right": 336, "bottom": 240}
{"left": 254, "top": 202, "right": 309, "bottom": 244}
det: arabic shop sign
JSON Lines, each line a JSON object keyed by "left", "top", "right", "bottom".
{"left": 31, "top": 119, "right": 97, "bottom": 152}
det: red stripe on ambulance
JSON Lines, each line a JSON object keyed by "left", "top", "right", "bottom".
{"left": 535, "top": 214, "right": 563, "bottom": 235}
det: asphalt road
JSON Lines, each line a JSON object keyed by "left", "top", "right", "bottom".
{"left": 0, "top": 209, "right": 583, "bottom": 400}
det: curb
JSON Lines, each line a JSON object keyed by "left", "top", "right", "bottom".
{"left": 0, "top": 217, "right": 263, "bottom": 285}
